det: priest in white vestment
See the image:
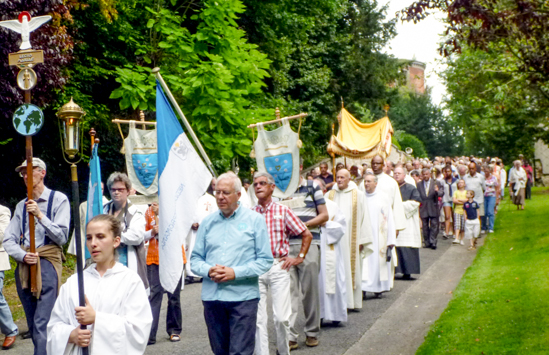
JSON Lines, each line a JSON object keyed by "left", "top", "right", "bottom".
{"left": 185, "top": 192, "right": 218, "bottom": 279}
{"left": 318, "top": 199, "right": 347, "bottom": 323}
{"left": 362, "top": 155, "right": 406, "bottom": 234}
{"left": 361, "top": 173, "right": 397, "bottom": 296}
{"left": 325, "top": 169, "right": 373, "bottom": 310}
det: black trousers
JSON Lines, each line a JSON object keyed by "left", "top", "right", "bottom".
{"left": 15, "top": 259, "right": 58, "bottom": 355}
{"left": 203, "top": 298, "right": 259, "bottom": 355}
{"left": 526, "top": 180, "right": 532, "bottom": 199}
{"left": 147, "top": 264, "right": 182, "bottom": 341}
{"left": 422, "top": 216, "right": 439, "bottom": 247}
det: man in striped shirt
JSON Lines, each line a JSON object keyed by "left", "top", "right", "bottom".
{"left": 287, "top": 162, "right": 329, "bottom": 349}
{"left": 252, "top": 172, "right": 312, "bottom": 355}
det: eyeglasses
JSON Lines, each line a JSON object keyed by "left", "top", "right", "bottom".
{"left": 110, "top": 188, "right": 127, "bottom": 193}
{"left": 19, "top": 167, "right": 41, "bottom": 178}
{"left": 215, "top": 190, "right": 234, "bottom": 196}
{"left": 253, "top": 181, "right": 271, "bottom": 187}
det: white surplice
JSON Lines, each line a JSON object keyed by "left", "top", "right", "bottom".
{"left": 358, "top": 173, "right": 406, "bottom": 231}
{"left": 396, "top": 200, "right": 422, "bottom": 248}
{"left": 361, "top": 190, "right": 397, "bottom": 293}
{"left": 185, "top": 193, "right": 218, "bottom": 277}
{"left": 319, "top": 199, "right": 347, "bottom": 322}
{"left": 325, "top": 185, "right": 373, "bottom": 309}
{"left": 47, "top": 263, "right": 152, "bottom": 355}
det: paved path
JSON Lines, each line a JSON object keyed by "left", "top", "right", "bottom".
{"left": 8, "top": 235, "right": 481, "bottom": 355}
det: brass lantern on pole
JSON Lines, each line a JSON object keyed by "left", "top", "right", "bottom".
{"left": 55, "top": 97, "right": 89, "bottom": 355}
{"left": 57, "top": 97, "right": 85, "bottom": 160}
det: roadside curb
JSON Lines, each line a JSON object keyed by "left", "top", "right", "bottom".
{"left": 344, "top": 238, "right": 484, "bottom": 355}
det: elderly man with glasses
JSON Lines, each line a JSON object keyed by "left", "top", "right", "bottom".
{"left": 252, "top": 172, "right": 312, "bottom": 355}
{"left": 3, "top": 158, "right": 70, "bottom": 354}
{"left": 191, "top": 172, "right": 273, "bottom": 355}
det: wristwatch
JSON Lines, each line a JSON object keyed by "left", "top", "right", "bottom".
{"left": 299, "top": 253, "right": 306, "bottom": 258}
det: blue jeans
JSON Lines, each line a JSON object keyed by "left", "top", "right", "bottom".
{"left": 0, "top": 271, "right": 18, "bottom": 337}
{"left": 482, "top": 196, "right": 496, "bottom": 231}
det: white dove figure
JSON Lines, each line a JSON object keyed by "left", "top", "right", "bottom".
{"left": 0, "top": 12, "right": 52, "bottom": 50}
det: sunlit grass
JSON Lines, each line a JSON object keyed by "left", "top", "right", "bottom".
{"left": 416, "top": 188, "right": 549, "bottom": 354}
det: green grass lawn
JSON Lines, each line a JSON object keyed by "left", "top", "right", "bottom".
{"left": 417, "top": 187, "right": 549, "bottom": 354}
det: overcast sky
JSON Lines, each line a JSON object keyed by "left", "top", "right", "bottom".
{"left": 378, "top": 0, "right": 448, "bottom": 105}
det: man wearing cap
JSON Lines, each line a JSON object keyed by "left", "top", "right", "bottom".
{"left": 3, "top": 158, "right": 70, "bottom": 355}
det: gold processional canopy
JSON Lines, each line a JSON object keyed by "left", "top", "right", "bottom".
{"left": 327, "top": 107, "right": 394, "bottom": 159}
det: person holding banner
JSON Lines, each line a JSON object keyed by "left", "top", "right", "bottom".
{"left": 288, "top": 161, "right": 329, "bottom": 349}
{"left": 145, "top": 202, "right": 183, "bottom": 345}
{"left": 103, "top": 173, "right": 148, "bottom": 291}
{"left": 3, "top": 158, "right": 70, "bottom": 355}
{"left": 191, "top": 172, "right": 273, "bottom": 355}
{"left": 47, "top": 214, "right": 152, "bottom": 354}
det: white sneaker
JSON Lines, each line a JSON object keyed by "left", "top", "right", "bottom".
{"left": 489, "top": 230, "right": 494, "bottom": 233}
{"left": 460, "top": 240, "right": 464, "bottom": 245}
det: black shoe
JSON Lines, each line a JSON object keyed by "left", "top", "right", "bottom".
{"left": 402, "top": 274, "right": 411, "bottom": 280}
{"left": 431, "top": 245, "right": 437, "bottom": 250}
{"left": 374, "top": 292, "right": 382, "bottom": 298}
{"left": 148, "top": 339, "right": 156, "bottom": 345}
{"left": 332, "top": 321, "right": 341, "bottom": 326}
{"left": 21, "top": 331, "right": 32, "bottom": 340}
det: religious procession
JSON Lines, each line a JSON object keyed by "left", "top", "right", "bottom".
{"left": 0, "top": 1, "right": 546, "bottom": 355}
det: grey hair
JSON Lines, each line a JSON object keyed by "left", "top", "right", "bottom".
{"left": 394, "top": 166, "right": 407, "bottom": 174}
{"left": 253, "top": 171, "right": 275, "bottom": 185}
{"left": 364, "top": 171, "right": 378, "bottom": 183}
{"left": 421, "top": 167, "right": 431, "bottom": 174}
{"left": 314, "top": 178, "right": 326, "bottom": 191}
{"left": 106, "top": 172, "right": 132, "bottom": 191}
{"left": 217, "top": 171, "right": 242, "bottom": 192}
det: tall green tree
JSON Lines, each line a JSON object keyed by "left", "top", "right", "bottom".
{"left": 440, "top": 46, "right": 545, "bottom": 160}
{"left": 388, "top": 87, "right": 462, "bottom": 157}
{"left": 110, "top": 0, "right": 271, "bottom": 166}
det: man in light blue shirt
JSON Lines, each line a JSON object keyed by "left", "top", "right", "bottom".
{"left": 191, "top": 172, "right": 273, "bottom": 355}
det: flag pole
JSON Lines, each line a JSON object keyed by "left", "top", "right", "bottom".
{"left": 152, "top": 67, "right": 217, "bottom": 177}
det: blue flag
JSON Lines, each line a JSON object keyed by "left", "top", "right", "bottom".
{"left": 85, "top": 144, "right": 103, "bottom": 259}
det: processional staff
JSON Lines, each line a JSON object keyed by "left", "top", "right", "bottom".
{"left": 1, "top": 11, "right": 90, "bottom": 355}
{"left": 2, "top": 11, "right": 51, "bottom": 293}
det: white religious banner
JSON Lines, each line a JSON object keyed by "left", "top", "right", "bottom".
{"left": 124, "top": 121, "right": 158, "bottom": 196}
{"left": 253, "top": 119, "right": 300, "bottom": 198}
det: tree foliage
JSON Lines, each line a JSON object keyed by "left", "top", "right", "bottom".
{"left": 110, "top": 0, "right": 271, "bottom": 162}
{"left": 400, "top": 0, "right": 549, "bottom": 98}
{"left": 441, "top": 46, "right": 545, "bottom": 160}
{"left": 388, "top": 88, "right": 462, "bottom": 158}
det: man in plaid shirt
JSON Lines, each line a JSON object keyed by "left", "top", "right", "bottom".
{"left": 252, "top": 172, "right": 313, "bottom": 355}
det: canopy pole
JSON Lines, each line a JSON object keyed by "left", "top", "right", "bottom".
{"left": 152, "top": 67, "right": 217, "bottom": 178}
{"left": 247, "top": 113, "right": 307, "bottom": 129}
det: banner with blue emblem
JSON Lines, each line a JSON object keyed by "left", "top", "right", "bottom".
{"left": 124, "top": 121, "right": 158, "bottom": 196}
{"left": 254, "top": 119, "right": 300, "bottom": 198}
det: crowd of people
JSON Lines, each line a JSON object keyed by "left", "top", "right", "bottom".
{"left": 0, "top": 153, "right": 533, "bottom": 355}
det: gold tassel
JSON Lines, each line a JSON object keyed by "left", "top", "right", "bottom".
{"left": 250, "top": 125, "right": 257, "bottom": 158}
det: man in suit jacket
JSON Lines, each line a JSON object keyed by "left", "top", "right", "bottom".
{"left": 417, "top": 168, "right": 444, "bottom": 249}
